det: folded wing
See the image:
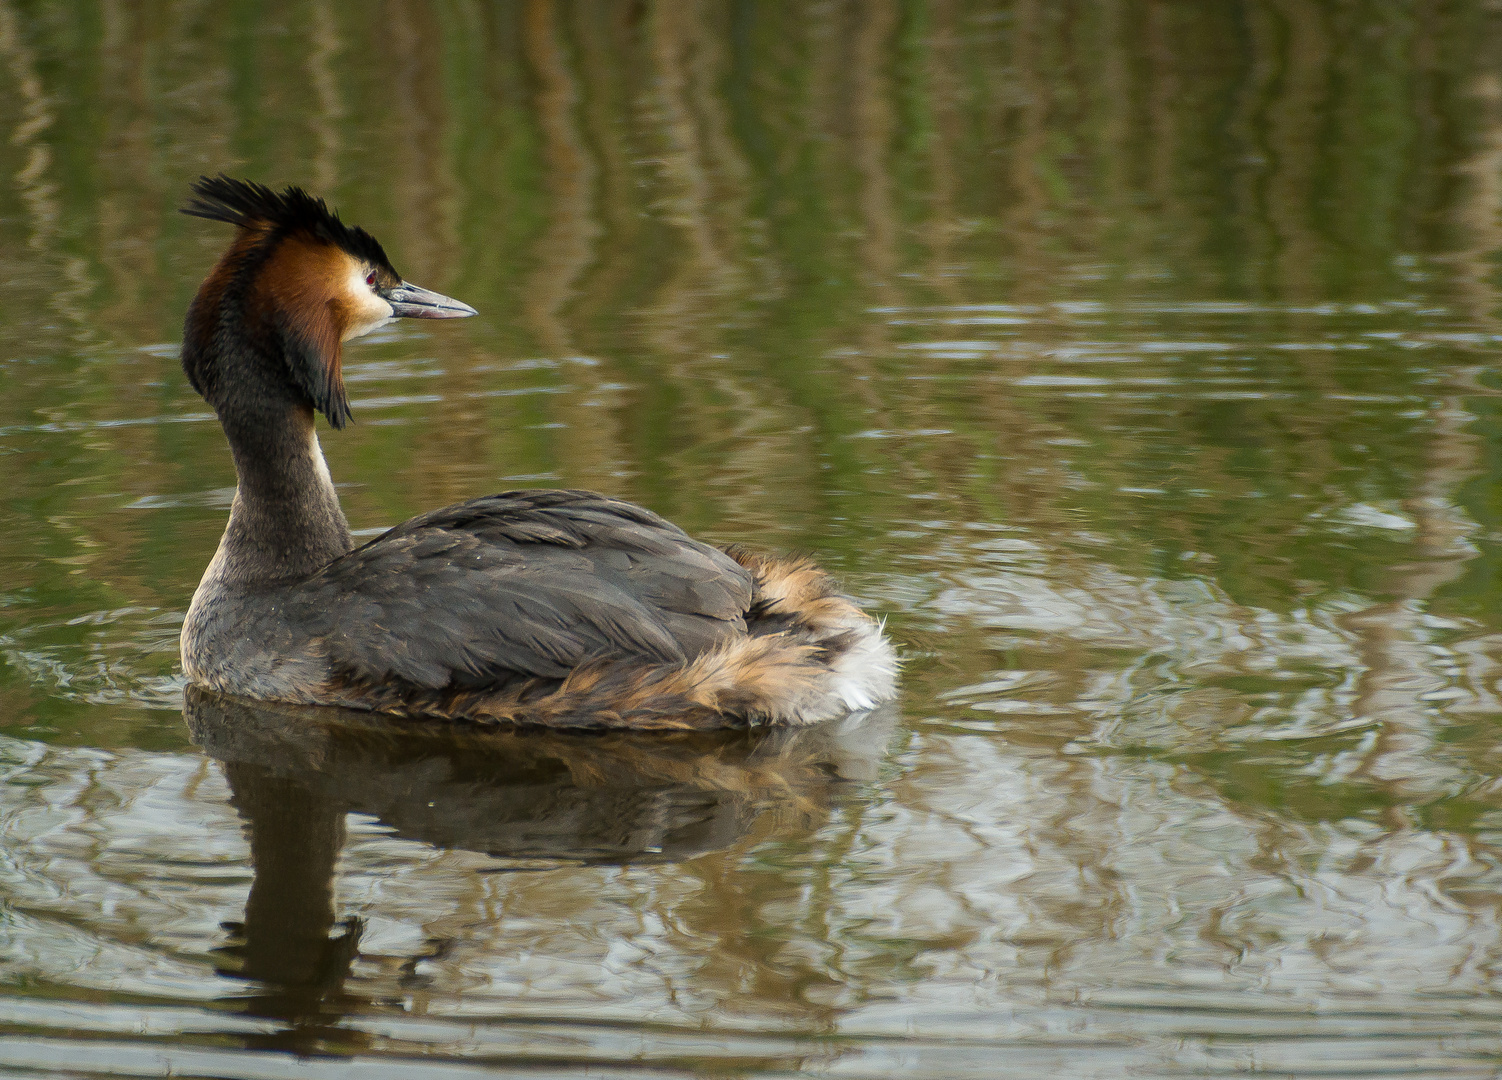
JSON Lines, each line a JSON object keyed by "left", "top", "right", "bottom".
{"left": 290, "top": 490, "right": 755, "bottom": 690}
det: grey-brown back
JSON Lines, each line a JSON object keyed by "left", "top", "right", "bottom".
{"left": 288, "top": 489, "right": 755, "bottom": 695}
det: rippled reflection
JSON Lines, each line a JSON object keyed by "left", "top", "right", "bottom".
{"left": 190, "top": 687, "right": 896, "bottom": 867}
{"left": 188, "top": 688, "right": 897, "bottom": 1057}
{"left": 4, "top": 0, "right": 1502, "bottom": 1075}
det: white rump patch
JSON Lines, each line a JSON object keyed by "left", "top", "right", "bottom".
{"left": 827, "top": 616, "right": 900, "bottom": 714}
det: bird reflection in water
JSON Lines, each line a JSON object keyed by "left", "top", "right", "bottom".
{"left": 183, "top": 686, "right": 897, "bottom": 1049}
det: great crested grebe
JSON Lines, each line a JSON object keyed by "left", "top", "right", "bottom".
{"left": 178, "top": 176, "right": 897, "bottom": 729}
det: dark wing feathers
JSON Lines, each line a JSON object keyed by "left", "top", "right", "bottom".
{"left": 293, "top": 490, "right": 753, "bottom": 691}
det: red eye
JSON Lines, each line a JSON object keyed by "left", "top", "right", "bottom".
{"left": 366, "top": 271, "right": 377, "bottom": 287}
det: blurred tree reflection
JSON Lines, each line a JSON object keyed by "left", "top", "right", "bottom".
{"left": 1, "top": 0, "right": 1501, "bottom": 763}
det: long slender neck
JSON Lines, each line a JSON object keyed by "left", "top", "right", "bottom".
{"left": 206, "top": 359, "right": 353, "bottom": 589}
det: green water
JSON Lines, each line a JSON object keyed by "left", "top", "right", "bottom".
{"left": 4, "top": 1, "right": 1502, "bottom": 1075}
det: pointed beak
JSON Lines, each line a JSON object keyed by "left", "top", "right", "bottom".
{"left": 383, "top": 281, "right": 477, "bottom": 320}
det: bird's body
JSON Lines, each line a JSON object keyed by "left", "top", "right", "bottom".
{"left": 178, "top": 177, "right": 896, "bottom": 729}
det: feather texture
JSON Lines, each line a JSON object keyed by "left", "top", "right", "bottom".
{"left": 290, "top": 490, "right": 753, "bottom": 689}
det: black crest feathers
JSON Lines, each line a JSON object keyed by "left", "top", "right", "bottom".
{"left": 181, "top": 175, "right": 394, "bottom": 273}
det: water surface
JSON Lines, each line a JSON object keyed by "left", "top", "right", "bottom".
{"left": 4, "top": 2, "right": 1502, "bottom": 1076}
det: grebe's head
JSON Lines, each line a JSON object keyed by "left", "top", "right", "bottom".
{"left": 180, "top": 175, "right": 475, "bottom": 429}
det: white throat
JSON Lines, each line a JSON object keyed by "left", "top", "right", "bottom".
{"left": 341, "top": 264, "right": 395, "bottom": 341}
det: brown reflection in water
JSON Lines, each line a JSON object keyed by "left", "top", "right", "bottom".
{"left": 375, "top": 1, "right": 487, "bottom": 511}
{"left": 306, "top": 0, "right": 346, "bottom": 196}
{"left": 378, "top": 0, "right": 454, "bottom": 281}
{"left": 852, "top": 0, "right": 898, "bottom": 302}
{"left": 1226, "top": 3, "right": 1277, "bottom": 284}
{"left": 847, "top": 0, "right": 900, "bottom": 427}
{"left": 1336, "top": 63, "right": 1502, "bottom": 797}
{"left": 521, "top": 0, "right": 622, "bottom": 489}
{"left": 1142, "top": 0, "right": 1182, "bottom": 234}
{"left": 0, "top": 0, "right": 97, "bottom": 341}
{"left": 187, "top": 686, "right": 896, "bottom": 1036}
{"left": 96, "top": 4, "right": 160, "bottom": 342}
{"left": 1338, "top": 392, "right": 1482, "bottom": 797}
{"left": 919, "top": 0, "right": 964, "bottom": 285}
{"left": 0, "top": 0, "right": 58, "bottom": 253}
{"left": 641, "top": 0, "right": 743, "bottom": 355}
{"left": 630, "top": 1, "right": 824, "bottom": 532}
{"left": 522, "top": 0, "right": 599, "bottom": 359}
{"left": 1000, "top": 0, "right": 1048, "bottom": 298}
{"left": 1449, "top": 70, "right": 1502, "bottom": 321}
{"left": 1264, "top": 0, "right": 1330, "bottom": 301}
{"left": 567, "top": 3, "right": 642, "bottom": 344}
